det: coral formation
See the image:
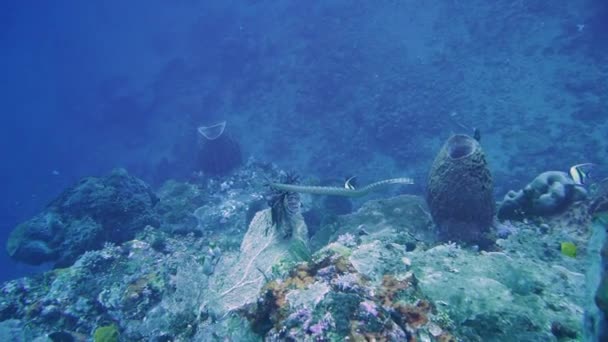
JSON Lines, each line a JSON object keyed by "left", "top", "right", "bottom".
{"left": 498, "top": 171, "right": 587, "bottom": 221}
{"left": 426, "top": 134, "right": 495, "bottom": 247}
{"left": 590, "top": 180, "right": 608, "bottom": 217}
{"left": 93, "top": 324, "right": 119, "bottom": 342}
{"left": 586, "top": 182, "right": 608, "bottom": 340}
{"left": 6, "top": 169, "right": 159, "bottom": 266}
{"left": 154, "top": 180, "right": 206, "bottom": 235}
{"left": 247, "top": 243, "right": 450, "bottom": 341}
{"left": 0, "top": 163, "right": 593, "bottom": 341}
{"left": 309, "top": 194, "right": 435, "bottom": 252}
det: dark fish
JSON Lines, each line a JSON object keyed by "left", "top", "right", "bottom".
{"left": 473, "top": 128, "right": 481, "bottom": 142}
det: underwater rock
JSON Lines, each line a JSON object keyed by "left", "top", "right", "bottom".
{"left": 409, "top": 240, "right": 586, "bottom": 341}
{"left": 154, "top": 180, "right": 206, "bottom": 235}
{"left": 497, "top": 171, "right": 587, "bottom": 221}
{"left": 426, "top": 134, "right": 495, "bottom": 247}
{"left": 310, "top": 195, "right": 435, "bottom": 252}
{"left": 196, "top": 121, "right": 242, "bottom": 175}
{"left": 322, "top": 195, "right": 353, "bottom": 216}
{"left": 6, "top": 169, "right": 160, "bottom": 266}
{"left": 0, "top": 319, "right": 29, "bottom": 341}
{"left": 587, "top": 183, "right": 608, "bottom": 341}
{"left": 590, "top": 180, "right": 608, "bottom": 217}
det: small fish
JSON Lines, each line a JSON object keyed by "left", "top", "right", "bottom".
{"left": 344, "top": 176, "right": 357, "bottom": 190}
{"left": 569, "top": 163, "right": 595, "bottom": 185}
{"left": 560, "top": 242, "right": 577, "bottom": 258}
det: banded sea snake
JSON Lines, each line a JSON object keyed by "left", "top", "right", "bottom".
{"left": 269, "top": 177, "right": 414, "bottom": 197}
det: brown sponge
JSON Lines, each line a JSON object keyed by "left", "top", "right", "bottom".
{"left": 426, "top": 134, "right": 495, "bottom": 247}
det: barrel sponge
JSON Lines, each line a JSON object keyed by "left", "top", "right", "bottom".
{"left": 426, "top": 134, "right": 495, "bottom": 246}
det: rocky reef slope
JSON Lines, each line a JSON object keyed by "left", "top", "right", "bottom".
{"left": 0, "top": 162, "right": 594, "bottom": 341}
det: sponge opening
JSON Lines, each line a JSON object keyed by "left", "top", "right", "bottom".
{"left": 447, "top": 134, "right": 476, "bottom": 159}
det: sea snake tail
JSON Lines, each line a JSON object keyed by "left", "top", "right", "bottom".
{"left": 269, "top": 177, "right": 414, "bottom": 197}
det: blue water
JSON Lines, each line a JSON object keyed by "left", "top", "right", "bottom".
{"left": 1, "top": 1, "right": 606, "bottom": 282}
{"left": 0, "top": 1, "right": 197, "bottom": 280}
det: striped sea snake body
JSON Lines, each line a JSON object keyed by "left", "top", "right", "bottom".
{"left": 269, "top": 177, "right": 414, "bottom": 197}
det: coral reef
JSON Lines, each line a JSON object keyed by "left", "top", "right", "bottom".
{"left": 0, "top": 163, "right": 593, "bottom": 341}
{"left": 6, "top": 168, "right": 159, "bottom": 266}
{"left": 309, "top": 194, "right": 435, "bottom": 252}
{"left": 590, "top": 180, "right": 608, "bottom": 216}
{"left": 154, "top": 180, "right": 206, "bottom": 235}
{"left": 151, "top": 159, "right": 285, "bottom": 244}
{"left": 498, "top": 171, "right": 587, "bottom": 221}
{"left": 247, "top": 242, "right": 451, "bottom": 341}
{"left": 426, "top": 134, "right": 495, "bottom": 247}
{"left": 585, "top": 182, "right": 608, "bottom": 340}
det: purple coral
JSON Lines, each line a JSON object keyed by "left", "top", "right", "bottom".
{"left": 360, "top": 300, "right": 378, "bottom": 317}
{"left": 316, "top": 265, "right": 337, "bottom": 281}
{"left": 331, "top": 273, "right": 361, "bottom": 292}
{"left": 495, "top": 220, "right": 518, "bottom": 238}
{"left": 308, "top": 313, "right": 335, "bottom": 336}
{"left": 337, "top": 233, "right": 357, "bottom": 247}
{"left": 287, "top": 307, "right": 312, "bottom": 326}
{"left": 308, "top": 322, "right": 325, "bottom": 335}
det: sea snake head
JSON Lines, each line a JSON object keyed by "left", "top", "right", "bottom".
{"left": 266, "top": 172, "right": 301, "bottom": 237}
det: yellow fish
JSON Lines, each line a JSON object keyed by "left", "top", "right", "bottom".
{"left": 560, "top": 242, "right": 577, "bottom": 258}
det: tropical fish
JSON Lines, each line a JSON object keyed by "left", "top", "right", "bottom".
{"left": 569, "top": 163, "right": 595, "bottom": 185}
{"left": 560, "top": 242, "right": 577, "bottom": 258}
{"left": 344, "top": 176, "right": 357, "bottom": 190}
